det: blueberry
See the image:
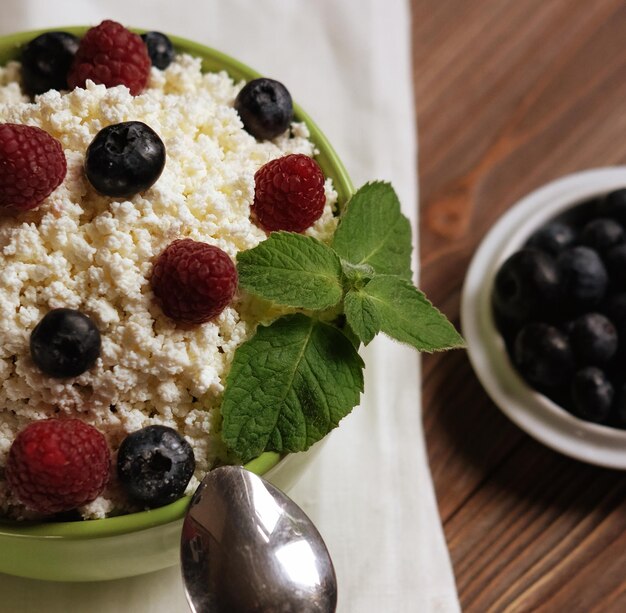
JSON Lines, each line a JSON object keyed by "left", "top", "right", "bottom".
{"left": 599, "top": 189, "right": 626, "bottom": 225}
{"left": 30, "top": 308, "right": 101, "bottom": 378}
{"left": 141, "top": 31, "right": 175, "bottom": 70}
{"left": 606, "top": 244, "right": 626, "bottom": 291}
{"left": 571, "top": 367, "right": 614, "bottom": 423}
{"left": 526, "top": 221, "right": 577, "bottom": 255}
{"left": 605, "top": 293, "right": 626, "bottom": 339}
{"left": 234, "top": 78, "right": 293, "bottom": 140}
{"left": 85, "top": 121, "right": 166, "bottom": 198}
{"left": 513, "top": 323, "right": 574, "bottom": 388}
{"left": 492, "top": 248, "right": 560, "bottom": 326}
{"left": 556, "top": 246, "right": 608, "bottom": 311}
{"left": 20, "top": 31, "right": 79, "bottom": 96}
{"left": 117, "top": 425, "right": 195, "bottom": 508}
{"left": 568, "top": 313, "right": 618, "bottom": 365}
{"left": 580, "top": 217, "right": 624, "bottom": 253}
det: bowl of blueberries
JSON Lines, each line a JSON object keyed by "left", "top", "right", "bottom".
{"left": 462, "top": 167, "right": 626, "bottom": 469}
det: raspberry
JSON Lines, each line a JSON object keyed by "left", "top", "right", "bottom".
{"left": 151, "top": 239, "right": 238, "bottom": 324}
{"left": 6, "top": 419, "right": 110, "bottom": 514}
{"left": 0, "top": 123, "right": 66, "bottom": 211}
{"left": 67, "top": 20, "right": 151, "bottom": 95}
{"left": 252, "top": 153, "right": 326, "bottom": 232}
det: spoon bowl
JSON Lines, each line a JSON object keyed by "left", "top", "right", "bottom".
{"left": 181, "top": 465, "right": 337, "bottom": 613}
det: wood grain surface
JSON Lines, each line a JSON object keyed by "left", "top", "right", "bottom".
{"left": 412, "top": 1, "right": 626, "bottom": 611}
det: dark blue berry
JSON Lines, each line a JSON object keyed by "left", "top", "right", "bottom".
{"left": 117, "top": 425, "right": 195, "bottom": 508}
{"left": 605, "top": 293, "right": 626, "bottom": 339}
{"left": 492, "top": 248, "right": 560, "bottom": 326}
{"left": 571, "top": 367, "right": 614, "bottom": 423}
{"left": 556, "top": 246, "right": 607, "bottom": 311}
{"left": 580, "top": 217, "right": 624, "bottom": 253}
{"left": 513, "top": 323, "right": 574, "bottom": 388}
{"left": 526, "top": 221, "right": 577, "bottom": 256}
{"left": 599, "top": 189, "right": 626, "bottom": 225}
{"left": 21, "top": 31, "right": 79, "bottom": 96}
{"left": 30, "top": 308, "right": 101, "bottom": 378}
{"left": 606, "top": 244, "right": 626, "bottom": 291}
{"left": 141, "top": 31, "right": 175, "bottom": 70}
{"left": 234, "top": 78, "right": 293, "bottom": 140}
{"left": 569, "top": 313, "right": 618, "bottom": 365}
{"left": 85, "top": 121, "right": 166, "bottom": 198}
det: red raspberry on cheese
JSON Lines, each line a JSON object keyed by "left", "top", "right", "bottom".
{"left": 68, "top": 20, "right": 151, "bottom": 95}
{"left": 252, "top": 153, "right": 326, "bottom": 232}
{"left": 6, "top": 419, "right": 111, "bottom": 514}
{"left": 151, "top": 239, "right": 238, "bottom": 325}
{"left": 0, "top": 123, "right": 66, "bottom": 211}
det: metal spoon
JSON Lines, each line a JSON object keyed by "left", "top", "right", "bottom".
{"left": 180, "top": 465, "right": 337, "bottom": 613}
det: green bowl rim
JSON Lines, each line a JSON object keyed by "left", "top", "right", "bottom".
{"left": 0, "top": 27, "right": 354, "bottom": 540}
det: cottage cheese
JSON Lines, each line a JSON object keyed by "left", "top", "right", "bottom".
{"left": 0, "top": 54, "right": 338, "bottom": 519}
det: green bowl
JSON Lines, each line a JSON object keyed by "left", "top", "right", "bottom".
{"left": 0, "top": 27, "right": 353, "bottom": 582}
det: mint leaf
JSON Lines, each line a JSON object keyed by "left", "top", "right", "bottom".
{"left": 349, "top": 275, "right": 465, "bottom": 351}
{"left": 237, "top": 232, "right": 343, "bottom": 310}
{"left": 332, "top": 182, "right": 413, "bottom": 279}
{"left": 338, "top": 318, "right": 362, "bottom": 349}
{"left": 344, "top": 289, "right": 381, "bottom": 345}
{"left": 340, "top": 259, "right": 375, "bottom": 286}
{"left": 221, "top": 314, "right": 364, "bottom": 462}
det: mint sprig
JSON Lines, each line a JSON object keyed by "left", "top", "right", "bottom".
{"left": 237, "top": 232, "right": 343, "bottom": 310}
{"left": 221, "top": 314, "right": 364, "bottom": 463}
{"left": 332, "top": 180, "right": 413, "bottom": 279}
{"left": 223, "top": 182, "right": 464, "bottom": 460}
{"left": 345, "top": 275, "right": 465, "bottom": 350}
{"left": 343, "top": 287, "right": 380, "bottom": 345}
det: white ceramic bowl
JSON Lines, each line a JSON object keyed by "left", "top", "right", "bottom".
{"left": 461, "top": 166, "right": 626, "bottom": 470}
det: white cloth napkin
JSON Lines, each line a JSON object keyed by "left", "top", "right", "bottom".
{"left": 0, "top": 1, "right": 460, "bottom": 610}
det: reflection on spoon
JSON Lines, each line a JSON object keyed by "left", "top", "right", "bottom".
{"left": 181, "top": 465, "right": 337, "bottom": 613}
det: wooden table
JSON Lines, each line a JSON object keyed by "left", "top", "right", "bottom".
{"left": 412, "top": 1, "right": 626, "bottom": 610}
